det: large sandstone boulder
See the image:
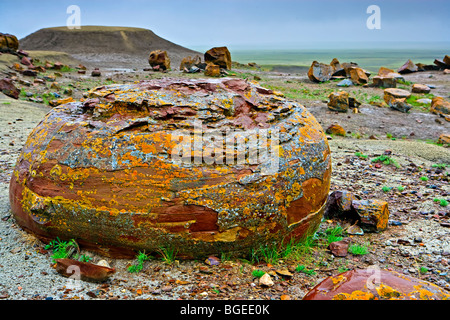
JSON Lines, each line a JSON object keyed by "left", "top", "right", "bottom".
{"left": 308, "top": 61, "right": 333, "bottom": 82}
{"left": 327, "top": 91, "right": 361, "bottom": 113}
{"left": 180, "top": 55, "right": 202, "bottom": 71}
{"left": 204, "top": 47, "right": 232, "bottom": 70}
{"left": 327, "top": 91, "right": 350, "bottom": 112}
{"left": 372, "top": 76, "right": 396, "bottom": 88}
{"left": 384, "top": 88, "right": 411, "bottom": 105}
{"left": 0, "top": 33, "right": 19, "bottom": 53}
{"left": 9, "top": 78, "right": 331, "bottom": 259}
{"left": 348, "top": 67, "right": 369, "bottom": 85}
{"left": 397, "top": 59, "right": 418, "bottom": 74}
{"left": 430, "top": 97, "right": 450, "bottom": 121}
{"left": 325, "top": 190, "right": 389, "bottom": 233}
{"left": 204, "top": 63, "right": 221, "bottom": 77}
{"left": 303, "top": 268, "right": 450, "bottom": 300}
{"left": 148, "top": 50, "right": 171, "bottom": 71}
{"left": 372, "top": 67, "right": 400, "bottom": 88}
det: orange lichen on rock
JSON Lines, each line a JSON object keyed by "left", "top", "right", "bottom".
{"left": 303, "top": 268, "right": 450, "bottom": 300}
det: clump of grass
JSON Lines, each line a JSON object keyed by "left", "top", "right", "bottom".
{"left": 382, "top": 186, "right": 392, "bottom": 193}
{"left": 367, "top": 95, "right": 381, "bottom": 104}
{"left": 419, "top": 266, "right": 428, "bottom": 274}
{"left": 249, "top": 231, "right": 318, "bottom": 265}
{"left": 252, "top": 269, "right": 265, "bottom": 278}
{"left": 420, "top": 176, "right": 429, "bottom": 181}
{"left": 371, "top": 155, "right": 401, "bottom": 168}
{"left": 348, "top": 243, "right": 369, "bottom": 255}
{"left": 432, "top": 164, "right": 447, "bottom": 169}
{"left": 397, "top": 79, "right": 413, "bottom": 86}
{"left": 355, "top": 152, "right": 368, "bottom": 159}
{"left": 77, "top": 254, "right": 91, "bottom": 262}
{"left": 251, "top": 243, "right": 281, "bottom": 265}
{"left": 338, "top": 266, "right": 350, "bottom": 273}
{"left": 158, "top": 246, "right": 178, "bottom": 265}
{"left": 295, "top": 264, "right": 316, "bottom": 275}
{"left": 397, "top": 186, "right": 406, "bottom": 192}
{"left": 434, "top": 198, "right": 449, "bottom": 207}
{"left": 325, "top": 226, "right": 344, "bottom": 244}
{"left": 60, "top": 65, "right": 75, "bottom": 73}
{"left": 45, "top": 237, "right": 79, "bottom": 262}
{"left": 128, "top": 251, "right": 150, "bottom": 273}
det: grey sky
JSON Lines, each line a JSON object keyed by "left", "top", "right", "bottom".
{"left": 1, "top": 0, "right": 449, "bottom": 50}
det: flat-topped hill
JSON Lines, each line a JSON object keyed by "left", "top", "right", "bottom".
{"left": 19, "top": 26, "right": 201, "bottom": 69}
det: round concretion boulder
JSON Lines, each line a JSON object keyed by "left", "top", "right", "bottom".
{"left": 9, "top": 78, "right": 331, "bottom": 258}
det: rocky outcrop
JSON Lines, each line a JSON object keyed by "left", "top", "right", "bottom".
{"left": 9, "top": 77, "right": 331, "bottom": 259}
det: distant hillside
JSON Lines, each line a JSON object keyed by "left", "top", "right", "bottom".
{"left": 19, "top": 26, "right": 201, "bottom": 69}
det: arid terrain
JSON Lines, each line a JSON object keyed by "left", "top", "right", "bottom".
{"left": 0, "top": 27, "right": 449, "bottom": 301}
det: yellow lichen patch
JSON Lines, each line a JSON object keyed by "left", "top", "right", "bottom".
{"left": 409, "top": 285, "right": 450, "bottom": 300}
{"left": 330, "top": 274, "right": 348, "bottom": 291}
{"left": 333, "top": 290, "right": 376, "bottom": 300}
{"left": 375, "top": 284, "right": 403, "bottom": 299}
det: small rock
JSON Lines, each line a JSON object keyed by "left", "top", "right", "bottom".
{"left": 22, "top": 69, "right": 37, "bottom": 77}
{"left": 205, "top": 256, "right": 220, "bottom": 266}
{"left": 336, "top": 79, "right": 353, "bottom": 87}
{"left": 416, "top": 98, "right": 432, "bottom": 104}
{"left": 161, "top": 285, "right": 173, "bottom": 292}
{"left": 411, "top": 84, "right": 431, "bottom": 94}
{"left": 91, "top": 68, "right": 101, "bottom": 77}
{"left": 259, "top": 273, "right": 274, "bottom": 287}
{"left": 329, "top": 239, "right": 349, "bottom": 257}
{"left": 346, "top": 225, "right": 364, "bottom": 235}
{"left": 275, "top": 269, "right": 293, "bottom": 278}
{"left": 96, "top": 260, "right": 111, "bottom": 268}
{"left": 55, "top": 258, "right": 115, "bottom": 282}
{"left": 326, "top": 124, "right": 346, "bottom": 136}
{"left": 0, "top": 78, "right": 20, "bottom": 99}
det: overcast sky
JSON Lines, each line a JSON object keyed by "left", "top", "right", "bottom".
{"left": 1, "top": 0, "right": 449, "bottom": 50}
